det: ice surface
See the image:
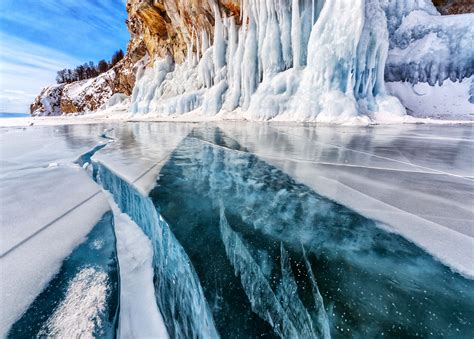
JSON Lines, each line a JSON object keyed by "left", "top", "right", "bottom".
{"left": 220, "top": 207, "right": 329, "bottom": 338}
{"left": 3, "top": 122, "right": 473, "bottom": 337}
{"left": 152, "top": 129, "right": 474, "bottom": 337}
{"left": 220, "top": 123, "right": 474, "bottom": 276}
{"left": 0, "top": 125, "right": 117, "bottom": 336}
{"left": 108, "top": 196, "right": 168, "bottom": 339}
{"left": 7, "top": 212, "right": 119, "bottom": 338}
{"left": 92, "top": 123, "right": 193, "bottom": 195}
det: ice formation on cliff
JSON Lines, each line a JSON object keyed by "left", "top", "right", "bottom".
{"left": 29, "top": 0, "right": 472, "bottom": 120}
{"left": 383, "top": 0, "right": 474, "bottom": 118}
{"left": 131, "top": 0, "right": 411, "bottom": 122}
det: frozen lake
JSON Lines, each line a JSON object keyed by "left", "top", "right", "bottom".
{"left": 1, "top": 122, "right": 473, "bottom": 337}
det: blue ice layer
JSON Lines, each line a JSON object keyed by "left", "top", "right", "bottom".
{"left": 8, "top": 211, "right": 120, "bottom": 338}
{"left": 90, "top": 126, "right": 474, "bottom": 338}
{"left": 149, "top": 127, "right": 474, "bottom": 338}
{"left": 97, "top": 164, "right": 219, "bottom": 338}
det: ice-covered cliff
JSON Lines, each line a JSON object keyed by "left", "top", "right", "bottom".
{"left": 31, "top": 0, "right": 474, "bottom": 121}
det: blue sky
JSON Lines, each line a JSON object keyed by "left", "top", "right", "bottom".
{"left": 0, "top": 0, "right": 130, "bottom": 113}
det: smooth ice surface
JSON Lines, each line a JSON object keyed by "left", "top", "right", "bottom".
{"left": 92, "top": 123, "right": 193, "bottom": 195}
{"left": 0, "top": 125, "right": 114, "bottom": 335}
{"left": 219, "top": 123, "right": 474, "bottom": 277}
{"left": 151, "top": 128, "right": 473, "bottom": 337}
{"left": 2, "top": 121, "right": 473, "bottom": 338}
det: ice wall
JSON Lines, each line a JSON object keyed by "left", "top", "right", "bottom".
{"left": 130, "top": 0, "right": 408, "bottom": 122}
{"left": 385, "top": 9, "right": 474, "bottom": 85}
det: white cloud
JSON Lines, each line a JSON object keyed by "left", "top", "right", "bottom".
{"left": 0, "top": 33, "right": 81, "bottom": 113}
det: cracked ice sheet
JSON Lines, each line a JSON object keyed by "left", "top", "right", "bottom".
{"left": 0, "top": 125, "right": 112, "bottom": 335}
{"left": 107, "top": 193, "right": 168, "bottom": 339}
{"left": 92, "top": 123, "right": 193, "bottom": 195}
{"left": 219, "top": 122, "right": 474, "bottom": 278}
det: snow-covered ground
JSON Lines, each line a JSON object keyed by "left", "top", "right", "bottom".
{"left": 387, "top": 76, "right": 474, "bottom": 120}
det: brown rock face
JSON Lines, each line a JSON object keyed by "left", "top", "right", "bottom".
{"left": 433, "top": 0, "right": 474, "bottom": 14}
{"left": 126, "top": 0, "right": 240, "bottom": 64}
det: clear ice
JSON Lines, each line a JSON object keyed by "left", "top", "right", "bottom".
{"left": 2, "top": 123, "right": 473, "bottom": 338}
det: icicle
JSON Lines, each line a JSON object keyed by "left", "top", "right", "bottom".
{"left": 260, "top": 0, "right": 284, "bottom": 78}
{"left": 213, "top": 3, "right": 226, "bottom": 71}
{"left": 241, "top": 8, "right": 258, "bottom": 109}
{"left": 201, "top": 30, "right": 209, "bottom": 57}
{"left": 129, "top": 0, "right": 408, "bottom": 122}
{"left": 291, "top": 0, "right": 301, "bottom": 68}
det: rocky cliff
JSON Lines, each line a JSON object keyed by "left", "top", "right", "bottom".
{"left": 433, "top": 0, "right": 474, "bottom": 14}
{"left": 31, "top": 0, "right": 240, "bottom": 116}
{"left": 30, "top": 13, "right": 147, "bottom": 116}
{"left": 30, "top": 0, "right": 473, "bottom": 118}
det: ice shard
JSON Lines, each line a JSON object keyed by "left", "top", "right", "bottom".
{"left": 96, "top": 164, "right": 218, "bottom": 339}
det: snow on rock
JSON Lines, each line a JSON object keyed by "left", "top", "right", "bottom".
{"left": 30, "top": 71, "right": 115, "bottom": 116}
{"left": 386, "top": 10, "right": 474, "bottom": 85}
{"left": 383, "top": 3, "right": 474, "bottom": 119}
{"left": 30, "top": 84, "right": 65, "bottom": 116}
{"left": 30, "top": 35, "right": 146, "bottom": 117}
{"left": 60, "top": 71, "right": 115, "bottom": 114}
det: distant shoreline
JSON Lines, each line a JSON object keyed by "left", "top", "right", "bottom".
{"left": 0, "top": 112, "right": 30, "bottom": 118}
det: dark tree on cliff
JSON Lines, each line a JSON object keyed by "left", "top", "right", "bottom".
{"left": 110, "top": 49, "right": 124, "bottom": 67}
{"left": 56, "top": 69, "right": 68, "bottom": 84}
{"left": 98, "top": 59, "right": 109, "bottom": 73}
